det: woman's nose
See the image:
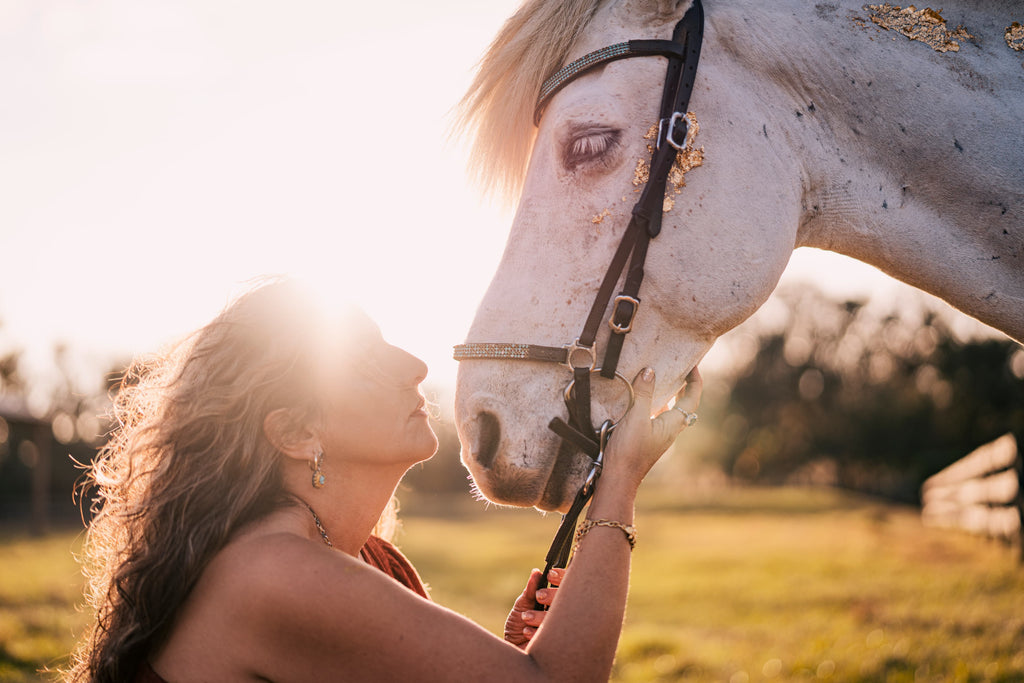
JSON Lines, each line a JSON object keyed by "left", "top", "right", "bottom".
{"left": 393, "top": 345, "right": 428, "bottom": 385}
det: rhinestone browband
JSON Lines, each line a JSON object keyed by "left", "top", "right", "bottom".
{"left": 534, "top": 40, "right": 688, "bottom": 124}
{"left": 452, "top": 342, "right": 567, "bottom": 364}
{"left": 535, "top": 42, "right": 630, "bottom": 118}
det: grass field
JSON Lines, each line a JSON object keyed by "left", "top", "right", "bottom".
{"left": 2, "top": 487, "right": 1022, "bottom": 682}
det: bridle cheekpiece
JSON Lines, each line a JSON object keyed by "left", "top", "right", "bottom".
{"left": 453, "top": 0, "right": 705, "bottom": 604}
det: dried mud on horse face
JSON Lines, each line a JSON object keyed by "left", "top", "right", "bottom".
{"left": 592, "top": 112, "right": 704, "bottom": 222}
{"left": 1007, "top": 22, "right": 1024, "bottom": 51}
{"left": 857, "top": 4, "right": 1024, "bottom": 58}
{"left": 865, "top": 4, "right": 973, "bottom": 53}
{"left": 633, "top": 113, "right": 704, "bottom": 213}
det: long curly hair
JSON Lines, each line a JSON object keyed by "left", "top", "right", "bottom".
{"left": 65, "top": 278, "right": 395, "bottom": 683}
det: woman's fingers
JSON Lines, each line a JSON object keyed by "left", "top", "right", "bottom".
{"left": 631, "top": 367, "right": 655, "bottom": 414}
{"left": 611, "top": 367, "right": 655, "bottom": 442}
{"left": 524, "top": 567, "right": 563, "bottom": 637}
{"left": 515, "top": 569, "right": 543, "bottom": 608}
{"left": 604, "top": 366, "right": 704, "bottom": 485}
{"left": 534, "top": 586, "right": 557, "bottom": 606}
{"left": 651, "top": 366, "right": 703, "bottom": 449}
{"left": 547, "top": 566, "right": 564, "bottom": 587}
{"left": 504, "top": 569, "right": 545, "bottom": 647}
{"left": 675, "top": 367, "right": 703, "bottom": 413}
{"left": 520, "top": 597, "right": 551, "bottom": 638}
{"left": 520, "top": 612, "right": 543, "bottom": 640}
{"left": 505, "top": 568, "right": 562, "bottom": 645}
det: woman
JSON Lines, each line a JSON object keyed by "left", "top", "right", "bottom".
{"left": 67, "top": 277, "right": 702, "bottom": 682}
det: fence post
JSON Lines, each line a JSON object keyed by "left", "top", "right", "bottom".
{"left": 29, "top": 422, "right": 51, "bottom": 536}
{"left": 1016, "top": 433, "right": 1023, "bottom": 565}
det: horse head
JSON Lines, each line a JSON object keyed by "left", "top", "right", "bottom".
{"left": 453, "top": 0, "right": 802, "bottom": 511}
{"left": 453, "top": 0, "right": 1024, "bottom": 512}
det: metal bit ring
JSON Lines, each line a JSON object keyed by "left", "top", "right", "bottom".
{"left": 563, "top": 369, "right": 636, "bottom": 429}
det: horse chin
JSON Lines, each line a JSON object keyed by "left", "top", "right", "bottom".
{"left": 464, "top": 450, "right": 585, "bottom": 513}
{"left": 457, "top": 416, "right": 587, "bottom": 512}
{"left": 462, "top": 455, "right": 548, "bottom": 508}
{"left": 536, "top": 439, "right": 590, "bottom": 512}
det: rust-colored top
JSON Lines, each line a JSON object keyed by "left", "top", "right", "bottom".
{"left": 360, "top": 534, "right": 430, "bottom": 599}
{"left": 134, "top": 535, "right": 428, "bottom": 682}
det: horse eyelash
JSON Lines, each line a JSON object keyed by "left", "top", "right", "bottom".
{"left": 572, "top": 135, "right": 609, "bottom": 157}
{"left": 564, "top": 129, "right": 621, "bottom": 170}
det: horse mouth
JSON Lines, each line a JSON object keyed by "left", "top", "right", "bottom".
{"left": 460, "top": 403, "right": 558, "bottom": 508}
{"left": 538, "top": 438, "right": 584, "bottom": 512}
{"left": 457, "top": 386, "right": 584, "bottom": 510}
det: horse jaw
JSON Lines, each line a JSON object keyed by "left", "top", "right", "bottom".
{"left": 455, "top": 0, "right": 802, "bottom": 511}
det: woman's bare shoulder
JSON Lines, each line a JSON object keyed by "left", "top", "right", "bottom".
{"left": 153, "top": 517, "right": 365, "bottom": 679}
{"left": 158, "top": 513, "right": 526, "bottom": 682}
{"left": 206, "top": 515, "right": 365, "bottom": 611}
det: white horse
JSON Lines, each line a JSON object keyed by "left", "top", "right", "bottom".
{"left": 453, "top": 0, "right": 1024, "bottom": 512}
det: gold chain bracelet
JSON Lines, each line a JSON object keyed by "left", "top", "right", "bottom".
{"left": 573, "top": 518, "right": 637, "bottom": 554}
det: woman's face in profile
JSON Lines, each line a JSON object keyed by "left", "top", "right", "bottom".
{"left": 316, "top": 310, "right": 438, "bottom": 469}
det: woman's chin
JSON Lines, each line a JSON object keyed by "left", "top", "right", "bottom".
{"left": 412, "top": 429, "right": 440, "bottom": 463}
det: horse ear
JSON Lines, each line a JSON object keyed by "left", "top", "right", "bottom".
{"left": 655, "top": 0, "right": 692, "bottom": 19}
{"left": 610, "top": 0, "right": 692, "bottom": 27}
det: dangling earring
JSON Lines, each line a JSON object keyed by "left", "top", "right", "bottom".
{"left": 310, "top": 450, "right": 326, "bottom": 489}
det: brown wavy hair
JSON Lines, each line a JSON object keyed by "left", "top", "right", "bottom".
{"left": 65, "top": 278, "right": 396, "bottom": 683}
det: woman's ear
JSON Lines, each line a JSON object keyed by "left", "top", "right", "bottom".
{"left": 263, "top": 408, "right": 319, "bottom": 464}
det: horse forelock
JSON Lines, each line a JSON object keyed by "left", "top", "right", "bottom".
{"left": 455, "top": 0, "right": 604, "bottom": 203}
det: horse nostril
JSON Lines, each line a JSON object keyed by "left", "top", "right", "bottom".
{"left": 475, "top": 411, "right": 501, "bottom": 469}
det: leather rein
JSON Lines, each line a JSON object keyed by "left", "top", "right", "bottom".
{"left": 453, "top": 0, "right": 704, "bottom": 607}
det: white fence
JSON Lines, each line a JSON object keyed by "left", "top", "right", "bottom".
{"left": 921, "top": 433, "right": 1023, "bottom": 560}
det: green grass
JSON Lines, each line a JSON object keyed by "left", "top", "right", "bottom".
{"left": 0, "top": 530, "right": 88, "bottom": 683}
{"left": 2, "top": 488, "right": 1023, "bottom": 682}
{"left": 399, "top": 487, "right": 1024, "bottom": 683}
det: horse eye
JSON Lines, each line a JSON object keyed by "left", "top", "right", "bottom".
{"left": 563, "top": 129, "right": 621, "bottom": 171}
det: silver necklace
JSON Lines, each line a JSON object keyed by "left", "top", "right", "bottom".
{"left": 302, "top": 501, "right": 333, "bottom": 547}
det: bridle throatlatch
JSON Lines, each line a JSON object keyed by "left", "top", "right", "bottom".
{"left": 453, "top": 0, "right": 705, "bottom": 607}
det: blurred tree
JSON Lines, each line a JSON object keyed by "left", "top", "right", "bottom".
{"left": 718, "top": 286, "right": 1024, "bottom": 501}
{"left": 0, "top": 350, "right": 25, "bottom": 395}
{"left": 0, "top": 325, "right": 118, "bottom": 526}
{"left": 0, "top": 315, "right": 26, "bottom": 396}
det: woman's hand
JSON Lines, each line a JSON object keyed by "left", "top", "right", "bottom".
{"left": 601, "top": 367, "right": 703, "bottom": 491}
{"left": 504, "top": 368, "right": 700, "bottom": 653}
{"left": 504, "top": 567, "right": 563, "bottom": 648}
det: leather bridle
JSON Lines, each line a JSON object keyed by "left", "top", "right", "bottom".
{"left": 453, "top": 0, "right": 704, "bottom": 604}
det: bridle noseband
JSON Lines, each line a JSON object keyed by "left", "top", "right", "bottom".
{"left": 453, "top": 0, "right": 704, "bottom": 603}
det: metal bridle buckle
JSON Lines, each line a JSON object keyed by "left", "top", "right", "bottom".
{"left": 582, "top": 420, "right": 613, "bottom": 496}
{"left": 563, "top": 369, "right": 636, "bottom": 428}
{"left": 658, "top": 111, "right": 689, "bottom": 151}
{"left": 563, "top": 338, "right": 597, "bottom": 371}
{"left": 608, "top": 295, "right": 640, "bottom": 334}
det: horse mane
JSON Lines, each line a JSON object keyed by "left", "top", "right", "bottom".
{"left": 455, "top": 0, "right": 604, "bottom": 202}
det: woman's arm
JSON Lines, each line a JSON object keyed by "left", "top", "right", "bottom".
{"left": 522, "top": 368, "right": 701, "bottom": 679}
{"left": 215, "top": 368, "right": 701, "bottom": 682}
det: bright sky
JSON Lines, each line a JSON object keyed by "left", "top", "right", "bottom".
{"left": 0, "top": 0, "right": 990, "bottom": 399}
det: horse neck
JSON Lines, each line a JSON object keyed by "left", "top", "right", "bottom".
{"left": 706, "top": 0, "right": 1024, "bottom": 342}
